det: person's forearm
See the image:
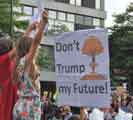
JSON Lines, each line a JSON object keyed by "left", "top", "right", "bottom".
{"left": 34, "top": 20, "right": 46, "bottom": 44}
{"left": 27, "top": 11, "right": 48, "bottom": 61}
{"left": 23, "top": 25, "right": 33, "bottom": 37}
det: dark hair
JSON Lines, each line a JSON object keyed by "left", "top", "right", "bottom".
{"left": 0, "top": 37, "right": 13, "bottom": 55}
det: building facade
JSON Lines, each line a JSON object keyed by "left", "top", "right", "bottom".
{"left": 19, "top": 0, "right": 106, "bottom": 32}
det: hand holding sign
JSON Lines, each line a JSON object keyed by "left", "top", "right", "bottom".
{"left": 31, "top": 0, "right": 48, "bottom": 34}
{"left": 41, "top": 11, "right": 48, "bottom": 24}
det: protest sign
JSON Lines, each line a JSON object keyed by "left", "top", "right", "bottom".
{"left": 54, "top": 29, "right": 111, "bottom": 107}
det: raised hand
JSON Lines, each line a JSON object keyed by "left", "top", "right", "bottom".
{"left": 41, "top": 10, "right": 48, "bottom": 24}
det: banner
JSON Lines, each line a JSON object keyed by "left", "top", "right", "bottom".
{"left": 54, "top": 29, "right": 111, "bottom": 107}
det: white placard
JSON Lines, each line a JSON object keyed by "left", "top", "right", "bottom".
{"left": 54, "top": 29, "right": 111, "bottom": 107}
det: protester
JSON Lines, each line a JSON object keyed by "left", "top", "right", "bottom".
{"left": 61, "top": 105, "right": 73, "bottom": 120}
{"left": 12, "top": 11, "right": 48, "bottom": 120}
{"left": 89, "top": 108, "right": 104, "bottom": 120}
{"left": 127, "top": 96, "right": 133, "bottom": 114}
{"left": 120, "top": 97, "right": 129, "bottom": 113}
{"left": 0, "top": 35, "right": 18, "bottom": 120}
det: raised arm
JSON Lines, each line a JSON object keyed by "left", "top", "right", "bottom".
{"left": 27, "top": 11, "right": 48, "bottom": 62}
{"left": 8, "top": 22, "right": 39, "bottom": 60}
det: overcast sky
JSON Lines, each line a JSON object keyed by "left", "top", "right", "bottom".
{"left": 105, "top": 0, "right": 132, "bottom": 27}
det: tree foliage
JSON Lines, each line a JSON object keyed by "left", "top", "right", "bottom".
{"left": 109, "top": 2, "right": 133, "bottom": 86}
{"left": 0, "top": 0, "right": 11, "bottom": 33}
{"left": 36, "top": 45, "right": 55, "bottom": 72}
{"left": 0, "top": 0, "right": 29, "bottom": 35}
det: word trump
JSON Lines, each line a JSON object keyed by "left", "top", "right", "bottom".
{"left": 56, "top": 64, "right": 85, "bottom": 74}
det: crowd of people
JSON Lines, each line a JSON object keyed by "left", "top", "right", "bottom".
{"left": 40, "top": 92, "right": 133, "bottom": 120}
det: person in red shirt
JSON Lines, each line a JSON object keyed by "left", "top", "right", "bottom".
{"left": 0, "top": 37, "right": 18, "bottom": 120}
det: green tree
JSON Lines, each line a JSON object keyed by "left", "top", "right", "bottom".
{"left": 36, "top": 45, "right": 55, "bottom": 72}
{"left": 109, "top": 2, "right": 133, "bottom": 89}
{"left": 0, "top": 0, "right": 29, "bottom": 36}
{"left": 0, "top": 0, "right": 11, "bottom": 33}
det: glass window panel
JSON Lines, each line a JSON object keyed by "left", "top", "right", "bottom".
{"left": 49, "top": 10, "right": 57, "bottom": 19}
{"left": 93, "top": 18, "right": 101, "bottom": 26}
{"left": 76, "top": 0, "right": 81, "bottom": 6}
{"left": 81, "top": 0, "right": 95, "bottom": 8}
{"left": 48, "top": 19, "right": 74, "bottom": 35}
{"left": 70, "top": 0, "right": 75, "bottom": 5}
{"left": 48, "top": 19, "right": 55, "bottom": 30}
{"left": 23, "top": 6, "right": 32, "bottom": 15}
{"left": 58, "top": 12, "right": 66, "bottom": 21}
{"left": 33, "top": 7, "right": 38, "bottom": 16}
{"left": 101, "top": 19, "right": 104, "bottom": 27}
{"left": 74, "top": 24, "right": 93, "bottom": 30}
{"left": 84, "top": 16, "right": 92, "bottom": 25}
{"left": 67, "top": 13, "right": 75, "bottom": 22}
{"left": 81, "top": 0, "right": 88, "bottom": 7}
{"left": 55, "top": 0, "right": 69, "bottom": 3}
{"left": 51, "top": 20, "right": 74, "bottom": 34}
{"left": 75, "top": 15, "right": 84, "bottom": 24}
{"left": 96, "top": 0, "right": 101, "bottom": 9}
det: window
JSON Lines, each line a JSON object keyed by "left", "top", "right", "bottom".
{"left": 49, "top": 10, "right": 57, "bottom": 19}
{"left": 76, "top": 0, "right": 81, "bottom": 6}
{"left": 23, "top": 6, "right": 32, "bottom": 15}
{"left": 70, "top": 0, "right": 75, "bottom": 5}
{"left": 55, "top": 0, "right": 69, "bottom": 3}
{"left": 75, "top": 15, "right": 84, "bottom": 24}
{"left": 58, "top": 12, "right": 66, "bottom": 21}
{"left": 96, "top": 0, "right": 101, "bottom": 9}
{"left": 33, "top": 7, "right": 38, "bottom": 16}
{"left": 93, "top": 18, "right": 101, "bottom": 26}
{"left": 70, "top": 0, "right": 81, "bottom": 6}
{"left": 47, "top": 19, "right": 74, "bottom": 35}
{"left": 54, "top": 20, "right": 74, "bottom": 32}
{"left": 84, "top": 16, "right": 92, "bottom": 26}
{"left": 67, "top": 13, "right": 75, "bottom": 22}
{"left": 81, "top": 0, "right": 95, "bottom": 8}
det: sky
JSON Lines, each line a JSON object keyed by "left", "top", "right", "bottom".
{"left": 105, "top": 0, "right": 132, "bottom": 27}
